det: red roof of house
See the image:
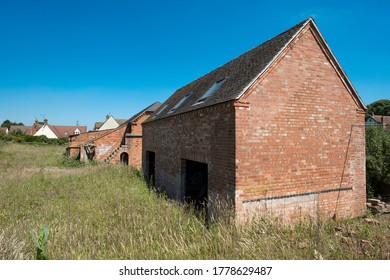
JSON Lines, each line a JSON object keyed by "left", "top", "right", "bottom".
{"left": 49, "top": 125, "right": 88, "bottom": 138}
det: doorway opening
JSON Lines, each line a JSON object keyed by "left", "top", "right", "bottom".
{"left": 120, "top": 152, "right": 129, "bottom": 165}
{"left": 146, "top": 151, "right": 155, "bottom": 186}
{"left": 184, "top": 159, "right": 208, "bottom": 210}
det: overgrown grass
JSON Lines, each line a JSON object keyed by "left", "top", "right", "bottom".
{"left": 0, "top": 142, "right": 389, "bottom": 259}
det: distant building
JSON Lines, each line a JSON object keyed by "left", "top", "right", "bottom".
{"left": 68, "top": 102, "right": 161, "bottom": 167}
{"left": 9, "top": 119, "right": 42, "bottom": 136}
{"left": 366, "top": 114, "right": 390, "bottom": 130}
{"left": 34, "top": 119, "right": 87, "bottom": 139}
{"left": 94, "top": 115, "right": 127, "bottom": 131}
{"left": 142, "top": 18, "right": 366, "bottom": 221}
{"left": 0, "top": 127, "right": 8, "bottom": 135}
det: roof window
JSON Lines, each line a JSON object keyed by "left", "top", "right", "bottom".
{"left": 196, "top": 78, "right": 226, "bottom": 104}
{"left": 155, "top": 103, "right": 170, "bottom": 116}
{"left": 169, "top": 93, "right": 192, "bottom": 113}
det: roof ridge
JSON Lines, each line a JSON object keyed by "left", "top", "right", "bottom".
{"left": 230, "top": 18, "right": 312, "bottom": 67}
{"left": 148, "top": 18, "right": 312, "bottom": 122}
{"left": 181, "top": 18, "right": 312, "bottom": 90}
{"left": 119, "top": 101, "right": 162, "bottom": 127}
{"left": 236, "top": 18, "right": 312, "bottom": 99}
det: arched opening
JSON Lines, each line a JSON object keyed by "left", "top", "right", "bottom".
{"left": 120, "top": 152, "right": 129, "bottom": 165}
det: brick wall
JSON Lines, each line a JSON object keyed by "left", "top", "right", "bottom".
{"left": 88, "top": 125, "right": 128, "bottom": 161}
{"left": 142, "top": 103, "right": 236, "bottom": 206}
{"left": 235, "top": 26, "right": 366, "bottom": 221}
{"left": 109, "top": 113, "right": 151, "bottom": 167}
{"left": 68, "top": 130, "right": 112, "bottom": 158}
{"left": 142, "top": 24, "right": 366, "bottom": 222}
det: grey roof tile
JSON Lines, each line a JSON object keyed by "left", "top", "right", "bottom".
{"left": 149, "top": 18, "right": 310, "bottom": 121}
{"left": 119, "top": 102, "right": 162, "bottom": 127}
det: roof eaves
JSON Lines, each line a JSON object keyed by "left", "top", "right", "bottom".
{"left": 122, "top": 102, "right": 162, "bottom": 125}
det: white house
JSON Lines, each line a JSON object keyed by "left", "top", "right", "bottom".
{"left": 34, "top": 119, "right": 87, "bottom": 139}
{"left": 94, "top": 115, "right": 127, "bottom": 131}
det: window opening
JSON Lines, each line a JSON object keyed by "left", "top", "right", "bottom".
{"left": 169, "top": 92, "right": 192, "bottom": 113}
{"left": 155, "top": 103, "right": 170, "bottom": 116}
{"left": 196, "top": 78, "right": 226, "bottom": 103}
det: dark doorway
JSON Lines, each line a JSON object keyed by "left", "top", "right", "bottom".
{"left": 120, "top": 152, "right": 129, "bottom": 165}
{"left": 184, "top": 160, "right": 208, "bottom": 210}
{"left": 146, "top": 151, "right": 155, "bottom": 186}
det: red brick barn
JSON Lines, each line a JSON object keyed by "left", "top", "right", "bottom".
{"left": 68, "top": 102, "right": 161, "bottom": 167}
{"left": 142, "top": 18, "right": 366, "bottom": 221}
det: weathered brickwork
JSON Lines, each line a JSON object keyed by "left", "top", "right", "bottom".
{"left": 142, "top": 20, "right": 366, "bottom": 221}
{"left": 109, "top": 113, "right": 151, "bottom": 167}
{"left": 142, "top": 103, "right": 236, "bottom": 204}
{"left": 235, "top": 27, "right": 366, "bottom": 220}
{"left": 68, "top": 111, "right": 155, "bottom": 168}
{"left": 88, "top": 125, "right": 128, "bottom": 161}
{"left": 68, "top": 130, "right": 111, "bottom": 158}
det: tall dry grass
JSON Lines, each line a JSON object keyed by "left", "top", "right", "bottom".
{"left": 0, "top": 141, "right": 389, "bottom": 259}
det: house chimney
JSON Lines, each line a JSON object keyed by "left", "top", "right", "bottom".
{"left": 106, "top": 115, "right": 110, "bottom": 120}
{"left": 44, "top": 119, "right": 48, "bottom": 125}
{"left": 34, "top": 119, "right": 38, "bottom": 125}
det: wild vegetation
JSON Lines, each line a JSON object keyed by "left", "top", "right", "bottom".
{"left": 366, "top": 99, "right": 390, "bottom": 117}
{"left": 366, "top": 126, "right": 390, "bottom": 198}
{"left": 0, "top": 133, "right": 69, "bottom": 145}
{"left": 365, "top": 99, "right": 390, "bottom": 198}
{"left": 0, "top": 119, "right": 25, "bottom": 129}
{"left": 0, "top": 141, "right": 389, "bottom": 260}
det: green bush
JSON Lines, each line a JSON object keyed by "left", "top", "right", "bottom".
{"left": 0, "top": 134, "right": 69, "bottom": 145}
{"left": 366, "top": 126, "right": 390, "bottom": 197}
{"left": 59, "top": 154, "right": 87, "bottom": 168}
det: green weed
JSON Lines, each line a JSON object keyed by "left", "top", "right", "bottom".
{"left": 0, "top": 142, "right": 389, "bottom": 260}
{"left": 30, "top": 226, "right": 49, "bottom": 260}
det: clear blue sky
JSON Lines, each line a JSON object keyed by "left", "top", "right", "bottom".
{"left": 0, "top": 0, "right": 389, "bottom": 130}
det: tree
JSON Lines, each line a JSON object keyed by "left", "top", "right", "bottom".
{"left": 366, "top": 99, "right": 390, "bottom": 116}
{"left": 1, "top": 119, "right": 24, "bottom": 129}
{"left": 366, "top": 126, "right": 390, "bottom": 198}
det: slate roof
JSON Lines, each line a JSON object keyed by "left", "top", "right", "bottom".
{"left": 147, "top": 19, "right": 311, "bottom": 121}
{"left": 115, "top": 119, "right": 128, "bottom": 125}
{"left": 122, "top": 102, "right": 162, "bottom": 125}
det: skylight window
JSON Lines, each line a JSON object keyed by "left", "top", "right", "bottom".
{"left": 197, "top": 78, "right": 226, "bottom": 103}
{"left": 169, "top": 93, "right": 192, "bottom": 113}
{"left": 155, "top": 103, "right": 170, "bottom": 116}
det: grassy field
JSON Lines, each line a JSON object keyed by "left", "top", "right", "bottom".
{"left": 0, "top": 141, "right": 389, "bottom": 260}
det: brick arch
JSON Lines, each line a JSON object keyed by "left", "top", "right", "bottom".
{"left": 120, "top": 152, "right": 129, "bottom": 165}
